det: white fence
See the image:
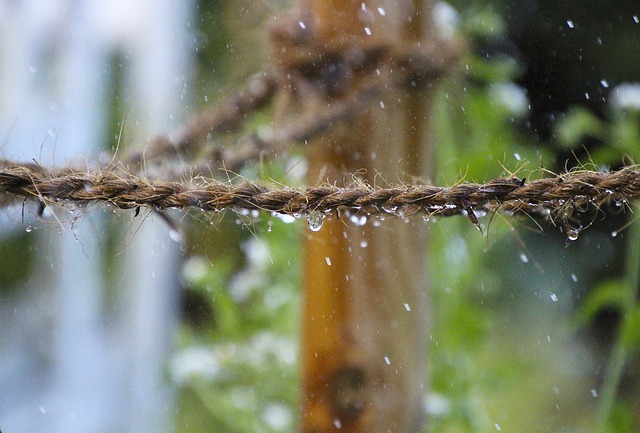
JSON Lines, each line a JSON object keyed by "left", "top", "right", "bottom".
{"left": 0, "top": 1, "right": 194, "bottom": 432}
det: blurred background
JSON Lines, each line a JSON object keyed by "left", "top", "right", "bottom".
{"left": 1, "top": 1, "right": 640, "bottom": 432}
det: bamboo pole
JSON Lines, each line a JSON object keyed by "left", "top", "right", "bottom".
{"left": 292, "top": 1, "right": 433, "bottom": 432}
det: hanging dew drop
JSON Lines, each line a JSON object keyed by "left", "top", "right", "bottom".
{"left": 306, "top": 210, "right": 325, "bottom": 232}
{"left": 566, "top": 227, "right": 581, "bottom": 241}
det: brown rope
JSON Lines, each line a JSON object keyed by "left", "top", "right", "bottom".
{"left": 1, "top": 160, "right": 637, "bottom": 227}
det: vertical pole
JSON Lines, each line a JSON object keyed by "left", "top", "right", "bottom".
{"left": 295, "top": 1, "right": 433, "bottom": 432}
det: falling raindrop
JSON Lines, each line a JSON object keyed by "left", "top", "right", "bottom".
{"left": 364, "top": 27, "right": 372, "bottom": 35}
{"left": 298, "top": 21, "right": 306, "bottom": 29}
{"left": 566, "top": 20, "right": 575, "bottom": 28}
{"left": 590, "top": 389, "right": 598, "bottom": 398}
{"left": 571, "top": 273, "right": 578, "bottom": 282}
{"left": 495, "top": 424, "right": 501, "bottom": 431}
{"left": 360, "top": 240, "right": 368, "bottom": 248}
{"left": 348, "top": 212, "right": 368, "bottom": 226}
{"left": 403, "top": 303, "right": 411, "bottom": 312}
{"left": 549, "top": 293, "right": 559, "bottom": 302}
{"left": 519, "top": 252, "right": 529, "bottom": 263}
{"left": 25, "top": 226, "right": 33, "bottom": 233}
{"left": 169, "top": 228, "right": 183, "bottom": 243}
{"left": 384, "top": 356, "right": 391, "bottom": 365}
{"left": 306, "top": 210, "right": 325, "bottom": 232}
{"left": 325, "top": 257, "right": 332, "bottom": 266}
{"left": 377, "top": 7, "right": 386, "bottom": 16}
{"left": 333, "top": 418, "right": 342, "bottom": 429}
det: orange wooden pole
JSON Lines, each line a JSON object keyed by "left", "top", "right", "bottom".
{"left": 272, "top": 1, "right": 434, "bottom": 431}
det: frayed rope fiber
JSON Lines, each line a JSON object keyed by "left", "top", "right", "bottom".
{"left": 1, "top": 160, "right": 639, "bottom": 221}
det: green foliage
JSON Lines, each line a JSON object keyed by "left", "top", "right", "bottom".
{"left": 174, "top": 216, "right": 301, "bottom": 433}
{"left": 174, "top": 2, "right": 640, "bottom": 433}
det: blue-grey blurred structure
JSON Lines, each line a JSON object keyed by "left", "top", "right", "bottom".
{"left": 0, "top": 1, "right": 194, "bottom": 432}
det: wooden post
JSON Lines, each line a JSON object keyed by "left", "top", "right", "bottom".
{"left": 272, "top": 1, "right": 435, "bottom": 432}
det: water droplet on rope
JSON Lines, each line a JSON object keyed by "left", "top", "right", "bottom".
{"left": 306, "top": 210, "right": 325, "bottom": 232}
{"left": 614, "top": 199, "right": 623, "bottom": 207}
{"left": 565, "top": 225, "right": 582, "bottom": 241}
{"left": 611, "top": 230, "right": 618, "bottom": 238}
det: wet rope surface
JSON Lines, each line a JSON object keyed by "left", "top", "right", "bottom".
{"left": 1, "top": 159, "right": 638, "bottom": 225}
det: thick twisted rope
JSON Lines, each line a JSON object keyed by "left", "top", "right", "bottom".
{"left": 1, "top": 160, "right": 637, "bottom": 227}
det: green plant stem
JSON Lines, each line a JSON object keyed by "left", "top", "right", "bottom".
{"left": 595, "top": 217, "right": 640, "bottom": 433}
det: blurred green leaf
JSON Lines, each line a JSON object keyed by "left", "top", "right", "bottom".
{"left": 576, "top": 280, "right": 627, "bottom": 325}
{"left": 555, "top": 108, "right": 606, "bottom": 149}
{"left": 621, "top": 307, "right": 640, "bottom": 352}
{"left": 461, "top": 7, "right": 506, "bottom": 38}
